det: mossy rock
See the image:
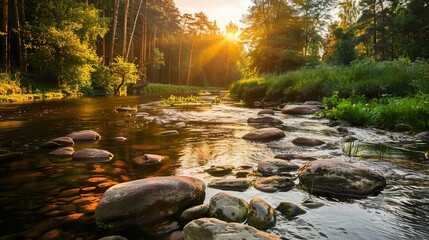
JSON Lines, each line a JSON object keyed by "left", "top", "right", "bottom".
{"left": 276, "top": 201, "right": 306, "bottom": 218}
{"left": 247, "top": 197, "right": 276, "bottom": 229}
{"left": 180, "top": 204, "right": 209, "bottom": 225}
{"left": 209, "top": 192, "right": 249, "bottom": 223}
{"left": 208, "top": 178, "right": 251, "bottom": 192}
{"left": 254, "top": 176, "right": 295, "bottom": 193}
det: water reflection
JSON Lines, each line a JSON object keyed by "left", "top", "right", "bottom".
{"left": 0, "top": 95, "right": 428, "bottom": 239}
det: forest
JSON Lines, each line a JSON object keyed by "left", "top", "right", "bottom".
{"left": 0, "top": 0, "right": 428, "bottom": 96}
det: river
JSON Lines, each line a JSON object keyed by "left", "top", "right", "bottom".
{"left": 0, "top": 93, "right": 428, "bottom": 239}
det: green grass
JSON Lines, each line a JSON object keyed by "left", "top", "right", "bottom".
{"left": 229, "top": 60, "right": 429, "bottom": 103}
{"left": 341, "top": 140, "right": 362, "bottom": 157}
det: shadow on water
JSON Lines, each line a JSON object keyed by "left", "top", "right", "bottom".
{"left": 0, "top": 94, "right": 428, "bottom": 239}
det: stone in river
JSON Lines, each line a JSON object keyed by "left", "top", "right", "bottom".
{"left": 298, "top": 159, "right": 387, "bottom": 198}
{"left": 132, "top": 154, "right": 164, "bottom": 167}
{"left": 205, "top": 165, "right": 235, "bottom": 176}
{"left": 257, "top": 109, "right": 275, "bottom": 115}
{"left": 40, "top": 137, "right": 74, "bottom": 149}
{"left": 49, "top": 147, "right": 74, "bottom": 158}
{"left": 276, "top": 201, "right": 306, "bottom": 218}
{"left": 158, "top": 130, "right": 179, "bottom": 136}
{"left": 242, "top": 128, "right": 285, "bottom": 142}
{"left": 116, "top": 107, "right": 137, "bottom": 112}
{"left": 95, "top": 176, "right": 205, "bottom": 232}
{"left": 415, "top": 131, "right": 429, "bottom": 140}
{"left": 282, "top": 104, "right": 321, "bottom": 115}
{"left": 247, "top": 116, "right": 283, "bottom": 125}
{"left": 208, "top": 192, "right": 248, "bottom": 223}
{"left": 292, "top": 137, "right": 326, "bottom": 146}
{"left": 183, "top": 218, "right": 282, "bottom": 240}
{"left": 72, "top": 149, "right": 113, "bottom": 162}
{"left": 247, "top": 197, "right": 276, "bottom": 229}
{"left": 68, "top": 130, "right": 101, "bottom": 142}
{"left": 98, "top": 236, "right": 128, "bottom": 240}
{"left": 274, "top": 153, "right": 317, "bottom": 161}
{"left": 208, "top": 178, "right": 251, "bottom": 191}
{"left": 254, "top": 176, "right": 295, "bottom": 193}
{"left": 257, "top": 158, "right": 299, "bottom": 176}
{"left": 180, "top": 204, "right": 209, "bottom": 225}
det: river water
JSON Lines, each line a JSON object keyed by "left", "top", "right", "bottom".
{"left": 0, "top": 93, "right": 428, "bottom": 239}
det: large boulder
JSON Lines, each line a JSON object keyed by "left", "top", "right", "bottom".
{"left": 292, "top": 137, "right": 326, "bottom": 146}
{"left": 298, "top": 159, "right": 386, "bottom": 198}
{"left": 72, "top": 149, "right": 113, "bottom": 162}
{"left": 282, "top": 104, "right": 320, "bottom": 115}
{"left": 68, "top": 130, "right": 101, "bottom": 142}
{"left": 95, "top": 176, "right": 206, "bottom": 232}
{"left": 247, "top": 197, "right": 276, "bottom": 229}
{"left": 242, "top": 128, "right": 285, "bottom": 142}
{"left": 209, "top": 192, "right": 249, "bottom": 223}
{"left": 183, "top": 218, "right": 281, "bottom": 240}
{"left": 258, "top": 158, "right": 299, "bottom": 176}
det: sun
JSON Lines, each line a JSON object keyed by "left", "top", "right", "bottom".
{"left": 226, "top": 32, "right": 236, "bottom": 41}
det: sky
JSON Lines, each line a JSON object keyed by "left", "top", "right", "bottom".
{"left": 174, "top": 0, "right": 253, "bottom": 32}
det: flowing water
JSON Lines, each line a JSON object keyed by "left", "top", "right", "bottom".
{"left": 0, "top": 93, "right": 428, "bottom": 239}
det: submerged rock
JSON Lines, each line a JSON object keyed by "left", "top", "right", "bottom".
{"left": 49, "top": 147, "right": 74, "bottom": 158}
{"left": 180, "top": 204, "right": 209, "bottom": 225}
{"left": 158, "top": 130, "right": 179, "bottom": 136}
{"left": 247, "top": 116, "right": 283, "bottom": 125}
{"left": 276, "top": 201, "right": 306, "bottom": 218}
{"left": 274, "top": 153, "right": 317, "bottom": 161}
{"left": 98, "top": 236, "right": 128, "bottom": 240}
{"left": 116, "top": 107, "right": 137, "bottom": 112}
{"left": 40, "top": 137, "right": 74, "bottom": 149}
{"left": 132, "top": 154, "right": 164, "bottom": 167}
{"left": 68, "top": 130, "right": 101, "bottom": 142}
{"left": 95, "top": 176, "right": 206, "bottom": 232}
{"left": 247, "top": 197, "right": 276, "bottom": 229}
{"left": 254, "top": 176, "right": 295, "bottom": 193}
{"left": 258, "top": 158, "right": 299, "bottom": 176}
{"left": 72, "top": 149, "right": 113, "bottom": 162}
{"left": 298, "top": 159, "right": 387, "bottom": 198}
{"left": 416, "top": 131, "right": 429, "bottom": 140}
{"left": 242, "top": 128, "right": 285, "bottom": 142}
{"left": 292, "top": 137, "right": 326, "bottom": 146}
{"left": 208, "top": 178, "right": 251, "bottom": 191}
{"left": 209, "top": 192, "right": 248, "bottom": 223}
{"left": 183, "top": 218, "right": 281, "bottom": 240}
{"left": 282, "top": 104, "right": 321, "bottom": 115}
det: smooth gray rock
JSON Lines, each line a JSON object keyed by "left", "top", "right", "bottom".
{"left": 257, "top": 109, "right": 275, "bottom": 115}
{"left": 276, "top": 201, "right": 306, "bottom": 218}
{"left": 67, "top": 130, "right": 101, "bottom": 142}
{"left": 158, "top": 130, "right": 179, "bottom": 136}
{"left": 40, "top": 137, "right": 74, "bottom": 149}
{"left": 247, "top": 197, "right": 276, "bottom": 229}
{"left": 95, "top": 176, "right": 206, "bottom": 232}
{"left": 72, "top": 149, "right": 113, "bottom": 162}
{"left": 205, "top": 165, "right": 235, "bottom": 176}
{"left": 274, "top": 153, "right": 317, "bottom": 161}
{"left": 298, "top": 159, "right": 386, "bottom": 198}
{"left": 209, "top": 192, "right": 249, "bottom": 223}
{"left": 132, "top": 154, "right": 164, "bottom": 167}
{"left": 242, "top": 128, "right": 285, "bottom": 142}
{"left": 247, "top": 116, "right": 283, "bottom": 125}
{"left": 183, "top": 218, "right": 281, "bottom": 240}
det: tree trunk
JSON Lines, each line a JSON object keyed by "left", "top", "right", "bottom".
{"left": 177, "top": 37, "right": 182, "bottom": 85}
{"left": 1, "top": 0, "right": 9, "bottom": 72}
{"left": 115, "top": 74, "right": 125, "bottom": 95}
{"left": 122, "top": 0, "right": 130, "bottom": 60}
{"left": 126, "top": 0, "right": 143, "bottom": 61}
{"left": 110, "top": 0, "right": 120, "bottom": 62}
{"left": 13, "top": 0, "right": 23, "bottom": 71}
{"left": 186, "top": 40, "right": 195, "bottom": 86}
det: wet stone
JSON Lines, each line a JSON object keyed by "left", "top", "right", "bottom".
{"left": 209, "top": 192, "right": 249, "bottom": 223}
{"left": 247, "top": 197, "right": 276, "bottom": 229}
{"left": 98, "top": 236, "right": 129, "bottom": 240}
{"left": 116, "top": 107, "right": 137, "bottom": 112}
{"left": 40, "top": 137, "right": 74, "bottom": 149}
{"left": 415, "top": 131, "right": 429, "bottom": 140}
{"left": 242, "top": 128, "right": 285, "bottom": 142}
{"left": 258, "top": 158, "right": 299, "bottom": 176}
{"left": 48, "top": 147, "right": 74, "bottom": 158}
{"left": 257, "top": 109, "right": 275, "bottom": 115}
{"left": 274, "top": 153, "right": 317, "bottom": 161}
{"left": 67, "top": 130, "right": 101, "bottom": 142}
{"left": 208, "top": 178, "right": 252, "bottom": 191}
{"left": 158, "top": 130, "right": 179, "bottom": 136}
{"left": 254, "top": 176, "right": 295, "bottom": 193}
{"left": 276, "top": 201, "right": 306, "bottom": 218}
{"left": 247, "top": 116, "right": 283, "bottom": 125}
{"left": 282, "top": 104, "right": 321, "bottom": 115}
{"left": 180, "top": 204, "right": 209, "bottom": 225}
{"left": 72, "top": 149, "right": 113, "bottom": 163}
{"left": 132, "top": 154, "right": 164, "bottom": 167}
{"left": 292, "top": 137, "right": 326, "bottom": 146}
{"left": 205, "top": 165, "right": 235, "bottom": 176}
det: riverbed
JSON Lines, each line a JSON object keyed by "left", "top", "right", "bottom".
{"left": 0, "top": 93, "right": 428, "bottom": 239}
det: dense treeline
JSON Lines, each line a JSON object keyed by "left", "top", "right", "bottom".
{"left": 0, "top": 0, "right": 242, "bottom": 94}
{"left": 0, "top": 0, "right": 428, "bottom": 96}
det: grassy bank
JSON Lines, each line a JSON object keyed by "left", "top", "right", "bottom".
{"left": 229, "top": 60, "right": 429, "bottom": 131}
{"left": 229, "top": 60, "right": 429, "bottom": 103}
{"left": 143, "top": 83, "right": 225, "bottom": 93}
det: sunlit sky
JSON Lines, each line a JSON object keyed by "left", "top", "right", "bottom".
{"left": 174, "top": 0, "right": 253, "bottom": 32}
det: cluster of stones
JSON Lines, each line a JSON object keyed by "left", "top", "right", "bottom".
{"left": 40, "top": 130, "right": 114, "bottom": 162}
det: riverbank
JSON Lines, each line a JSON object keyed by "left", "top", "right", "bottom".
{"left": 229, "top": 60, "right": 429, "bottom": 132}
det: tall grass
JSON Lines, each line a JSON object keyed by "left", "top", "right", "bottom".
{"left": 229, "top": 60, "right": 429, "bottom": 103}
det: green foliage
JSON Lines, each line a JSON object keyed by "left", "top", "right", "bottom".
{"left": 161, "top": 95, "right": 203, "bottom": 106}
{"left": 109, "top": 57, "right": 139, "bottom": 95}
{"left": 328, "top": 27, "right": 357, "bottom": 65}
{"left": 341, "top": 140, "right": 361, "bottom": 157}
{"left": 0, "top": 73, "right": 22, "bottom": 95}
